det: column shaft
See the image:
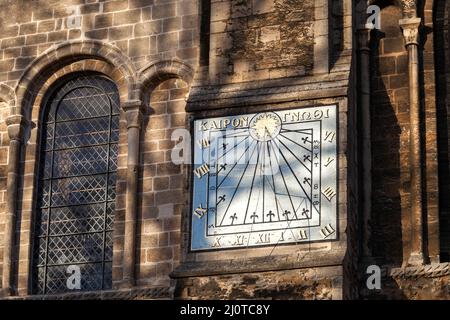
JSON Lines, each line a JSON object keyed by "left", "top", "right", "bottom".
{"left": 400, "top": 17, "right": 425, "bottom": 266}
{"left": 357, "top": 27, "right": 372, "bottom": 259}
{"left": 122, "top": 101, "right": 144, "bottom": 287}
{"left": 2, "top": 115, "right": 26, "bottom": 296}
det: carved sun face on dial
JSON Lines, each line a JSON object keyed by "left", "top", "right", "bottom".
{"left": 249, "top": 112, "right": 282, "bottom": 141}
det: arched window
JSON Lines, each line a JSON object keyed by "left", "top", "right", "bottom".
{"left": 32, "top": 74, "right": 120, "bottom": 295}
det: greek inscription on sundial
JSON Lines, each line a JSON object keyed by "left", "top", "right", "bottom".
{"left": 191, "top": 105, "right": 338, "bottom": 251}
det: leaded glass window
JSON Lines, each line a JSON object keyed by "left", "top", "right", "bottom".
{"left": 32, "top": 75, "right": 120, "bottom": 295}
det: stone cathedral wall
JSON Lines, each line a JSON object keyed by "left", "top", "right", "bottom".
{"left": 0, "top": 0, "right": 449, "bottom": 300}
{"left": 0, "top": 0, "right": 358, "bottom": 300}
{"left": 0, "top": 0, "right": 200, "bottom": 296}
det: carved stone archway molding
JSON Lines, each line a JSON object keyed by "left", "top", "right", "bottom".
{"left": 14, "top": 39, "right": 139, "bottom": 120}
{"left": 138, "top": 58, "right": 195, "bottom": 103}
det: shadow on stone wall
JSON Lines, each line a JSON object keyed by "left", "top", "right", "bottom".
{"left": 369, "top": 4, "right": 404, "bottom": 267}
{"left": 434, "top": 0, "right": 450, "bottom": 262}
{"left": 330, "top": 0, "right": 344, "bottom": 70}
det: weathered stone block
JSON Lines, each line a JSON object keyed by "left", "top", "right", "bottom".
{"left": 48, "top": 30, "right": 68, "bottom": 42}
{"left": 114, "top": 9, "right": 141, "bottom": 26}
{"left": 38, "top": 20, "right": 55, "bottom": 33}
{"left": 156, "top": 162, "right": 181, "bottom": 176}
{"left": 252, "top": 0, "right": 275, "bottom": 14}
{"left": 2, "top": 36, "right": 25, "bottom": 49}
{"left": 109, "top": 26, "right": 133, "bottom": 40}
{"left": 135, "top": 21, "right": 162, "bottom": 36}
{"left": 85, "top": 29, "right": 108, "bottom": 40}
{"left": 211, "top": 2, "right": 230, "bottom": 21}
{"left": 152, "top": 3, "right": 177, "bottom": 20}
{"left": 146, "top": 247, "right": 173, "bottom": 262}
{"left": 130, "top": 0, "right": 154, "bottom": 9}
{"left": 129, "top": 37, "right": 150, "bottom": 57}
{"left": 383, "top": 38, "right": 405, "bottom": 54}
{"left": 19, "top": 22, "right": 37, "bottom": 36}
{"left": 163, "top": 17, "right": 182, "bottom": 33}
{"left": 95, "top": 14, "right": 113, "bottom": 29}
{"left": 157, "top": 32, "right": 178, "bottom": 52}
{"left": 104, "top": 0, "right": 128, "bottom": 13}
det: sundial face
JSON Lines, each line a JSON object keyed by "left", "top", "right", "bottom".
{"left": 191, "top": 105, "right": 338, "bottom": 251}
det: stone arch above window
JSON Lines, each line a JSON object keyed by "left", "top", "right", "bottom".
{"left": 138, "top": 59, "right": 195, "bottom": 104}
{"left": 14, "top": 40, "right": 138, "bottom": 121}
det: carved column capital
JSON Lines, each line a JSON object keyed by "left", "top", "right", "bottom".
{"left": 5, "top": 114, "right": 27, "bottom": 142}
{"left": 122, "top": 100, "right": 145, "bottom": 129}
{"left": 399, "top": 17, "right": 421, "bottom": 46}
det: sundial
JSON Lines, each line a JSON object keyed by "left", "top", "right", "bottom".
{"left": 191, "top": 105, "right": 338, "bottom": 251}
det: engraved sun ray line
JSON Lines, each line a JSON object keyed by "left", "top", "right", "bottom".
{"left": 277, "top": 138, "right": 312, "bottom": 173}
{"left": 266, "top": 184, "right": 311, "bottom": 258}
{"left": 278, "top": 133, "right": 312, "bottom": 153}
{"left": 245, "top": 142, "right": 266, "bottom": 247}
{"left": 222, "top": 133, "right": 250, "bottom": 138}
{"left": 269, "top": 140, "right": 298, "bottom": 220}
{"left": 276, "top": 140, "right": 321, "bottom": 216}
{"left": 295, "top": 198, "right": 308, "bottom": 218}
{"left": 267, "top": 141, "right": 281, "bottom": 222}
{"left": 243, "top": 142, "right": 261, "bottom": 224}
{"left": 219, "top": 141, "right": 259, "bottom": 226}
{"left": 217, "top": 135, "right": 250, "bottom": 162}
{"left": 266, "top": 140, "right": 301, "bottom": 253}
{"left": 217, "top": 137, "right": 253, "bottom": 188}
{"left": 280, "top": 128, "right": 313, "bottom": 135}
{"left": 261, "top": 136, "right": 268, "bottom": 223}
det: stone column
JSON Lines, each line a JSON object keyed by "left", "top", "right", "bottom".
{"left": 357, "top": 26, "right": 372, "bottom": 260}
{"left": 2, "top": 114, "right": 27, "bottom": 296}
{"left": 121, "top": 100, "right": 144, "bottom": 287}
{"left": 399, "top": 17, "right": 425, "bottom": 266}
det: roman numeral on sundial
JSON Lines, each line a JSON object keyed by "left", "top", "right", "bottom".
{"left": 322, "top": 186, "right": 336, "bottom": 202}
{"left": 193, "top": 163, "right": 209, "bottom": 178}
{"left": 324, "top": 131, "right": 336, "bottom": 143}
{"left": 320, "top": 224, "right": 336, "bottom": 239}
{"left": 212, "top": 236, "right": 222, "bottom": 247}
{"left": 256, "top": 233, "right": 270, "bottom": 244}
{"left": 233, "top": 235, "right": 245, "bottom": 246}
{"left": 198, "top": 138, "right": 210, "bottom": 148}
{"left": 324, "top": 157, "right": 335, "bottom": 167}
{"left": 298, "top": 229, "right": 308, "bottom": 240}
